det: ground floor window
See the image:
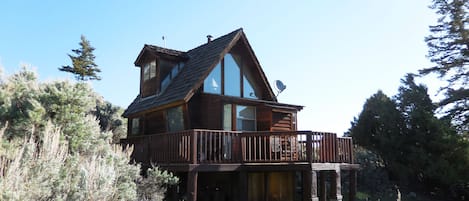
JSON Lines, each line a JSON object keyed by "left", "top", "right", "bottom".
{"left": 248, "top": 172, "right": 299, "bottom": 201}
{"left": 131, "top": 118, "right": 139, "bottom": 135}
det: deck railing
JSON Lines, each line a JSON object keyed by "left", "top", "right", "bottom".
{"left": 121, "top": 129, "right": 354, "bottom": 165}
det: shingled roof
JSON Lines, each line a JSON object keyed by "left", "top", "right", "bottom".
{"left": 134, "top": 45, "right": 188, "bottom": 66}
{"left": 124, "top": 29, "right": 248, "bottom": 117}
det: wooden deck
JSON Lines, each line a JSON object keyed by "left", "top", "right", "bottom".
{"left": 121, "top": 129, "right": 354, "bottom": 165}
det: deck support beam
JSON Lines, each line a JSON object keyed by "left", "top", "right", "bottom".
{"left": 187, "top": 171, "right": 198, "bottom": 201}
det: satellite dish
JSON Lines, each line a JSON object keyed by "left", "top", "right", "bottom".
{"left": 274, "top": 80, "right": 286, "bottom": 97}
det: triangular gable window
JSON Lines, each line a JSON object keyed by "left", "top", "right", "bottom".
{"left": 203, "top": 53, "right": 259, "bottom": 99}
{"left": 224, "top": 54, "right": 241, "bottom": 96}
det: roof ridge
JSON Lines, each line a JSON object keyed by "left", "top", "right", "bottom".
{"left": 144, "top": 44, "right": 186, "bottom": 53}
{"left": 186, "top": 28, "right": 243, "bottom": 53}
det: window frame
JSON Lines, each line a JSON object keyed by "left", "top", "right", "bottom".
{"left": 166, "top": 106, "right": 185, "bottom": 132}
{"left": 223, "top": 103, "right": 256, "bottom": 131}
{"left": 143, "top": 60, "right": 156, "bottom": 82}
{"left": 131, "top": 118, "right": 140, "bottom": 135}
{"left": 203, "top": 53, "right": 258, "bottom": 99}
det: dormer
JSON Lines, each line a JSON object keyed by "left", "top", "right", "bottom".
{"left": 134, "top": 45, "right": 188, "bottom": 98}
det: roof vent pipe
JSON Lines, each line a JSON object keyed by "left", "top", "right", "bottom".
{"left": 207, "top": 35, "right": 213, "bottom": 43}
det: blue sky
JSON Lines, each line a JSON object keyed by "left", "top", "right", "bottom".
{"left": 0, "top": 1, "right": 439, "bottom": 134}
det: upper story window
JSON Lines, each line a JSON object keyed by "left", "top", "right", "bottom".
{"left": 203, "top": 53, "right": 258, "bottom": 99}
{"left": 243, "top": 75, "right": 257, "bottom": 99}
{"left": 224, "top": 54, "right": 241, "bottom": 96}
{"left": 161, "top": 62, "right": 184, "bottom": 92}
{"left": 236, "top": 105, "right": 256, "bottom": 131}
{"left": 141, "top": 59, "right": 185, "bottom": 98}
{"left": 223, "top": 104, "right": 256, "bottom": 131}
{"left": 143, "top": 61, "right": 156, "bottom": 81}
{"left": 204, "top": 63, "right": 221, "bottom": 94}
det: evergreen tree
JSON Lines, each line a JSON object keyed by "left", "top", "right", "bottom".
{"left": 348, "top": 90, "right": 407, "bottom": 182}
{"left": 349, "top": 75, "right": 469, "bottom": 198}
{"left": 395, "top": 74, "right": 469, "bottom": 189}
{"left": 94, "top": 100, "right": 127, "bottom": 143}
{"left": 423, "top": 0, "right": 469, "bottom": 132}
{"left": 59, "top": 35, "right": 101, "bottom": 81}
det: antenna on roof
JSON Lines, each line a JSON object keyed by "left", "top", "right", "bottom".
{"left": 162, "top": 36, "right": 166, "bottom": 47}
{"left": 274, "top": 80, "right": 286, "bottom": 97}
{"left": 207, "top": 35, "right": 213, "bottom": 43}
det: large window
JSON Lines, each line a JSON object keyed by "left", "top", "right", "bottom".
{"left": 224, "top": 54, "right": 240, "bottom": 96}
{"left": 203, "top": 63, "right": 221, "bottom": 94}
{"left": 167, "top": 106, "right": 184, "bottom": 132}
{"left": 243, "top": 75, "right": 257, "bottom": 98}
{"left": 224, "top": 104, "right": 256, "bottom": 131}
{"left": 203, "top": 53, "right": 258, "bottom": 99}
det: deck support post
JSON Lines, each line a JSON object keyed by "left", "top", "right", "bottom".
{"left": 303, "top": 170, "right": 319, "bottom": 201}
{"left": 319, "top": 171, "right": 326, "bottom": 201}
{"left": 187, "top": 171, "right": 198, "bottom": 201}
{"left": 329, "top": 169, "right": 342, "bottom": 201}
{"left": 239, "top": 171, "right": 248, "bottom": 201}
{"left": 349, "top": 170, "right": 357, "bottom": 201}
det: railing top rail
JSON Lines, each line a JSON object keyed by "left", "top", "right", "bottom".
{"left": 123, "top": 129, "right": 342, "bottom": 140}
{"left": 338, "top": 136, "right": 353, "bottom": 139}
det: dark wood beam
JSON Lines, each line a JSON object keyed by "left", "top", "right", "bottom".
{"left": 349, "top": 170, "right": 357, "bottom": 201}
{"left": 239, "top": 171, "right": 248, "bottom": 201}
{"left": 319, "top": 171, "right": 326, "bottom": 201}
{"left": 187, "top": 171, "right": 198, "bottom": 201}
{"left": 303, "top": 170, "right": 319, "bottom": 201}
{"left": 329, "top": 170, "right": 343, "bottom": 201}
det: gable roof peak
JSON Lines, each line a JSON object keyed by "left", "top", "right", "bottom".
{"left": 185, "top": 28, "right": 244, "bottom": 53}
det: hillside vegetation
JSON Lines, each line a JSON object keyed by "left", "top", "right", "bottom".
{"left": 0, "top": 68, "right": 177, "bottom": 201}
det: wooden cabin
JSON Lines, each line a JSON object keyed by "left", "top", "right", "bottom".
{"left": 122, "top": 28, "right": 359, "bottom": 201}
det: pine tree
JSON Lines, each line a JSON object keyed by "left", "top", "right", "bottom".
{"left": 423, "top": 0, "right": 469, "bottom": 132}
{"left": 348, "top": 90, "right": 408, "bottom": 182}
{"left": 349, "top": 75, "right": 469, "bottom": 197}
{"left": 59, "top": 35, "right": 101, "bottom": 81}
{"left": 395, "top": 74, "right": 469, "bottom": 189}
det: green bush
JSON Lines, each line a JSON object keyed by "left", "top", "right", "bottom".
{"left": 0, "top": 67, "right": 177, "bottom": 201}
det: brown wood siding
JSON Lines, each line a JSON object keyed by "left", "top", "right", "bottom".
{"left": 272, "top": 112, "right": 292, "bottom": 131}
{"left": 188, "top": 93, "right": 300, "bottom": 132}
{"left": 257, "top": 105, "right": 271, "bottom": 131}
{"left": 144, "top": 110, "right": 166, "bottom": 134}
{"left": 188, "top": 93, "right": 222, "bottom": 130}
{"left": 142, "top": 77, "right": 158, "bottom": 98}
